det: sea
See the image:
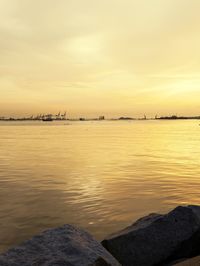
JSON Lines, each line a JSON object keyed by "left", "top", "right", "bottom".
{"left": 0, "top": 120, "right": 200, "bottom": 252}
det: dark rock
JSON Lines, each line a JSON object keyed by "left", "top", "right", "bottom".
{"left": 102, "top": 205, "right": 200, "bottom": 266}
{"left": 174, "top": 255, "right": 200, "bottom": 265}
{"left": 0, "top": 224, "right": 121, "bottom": 266}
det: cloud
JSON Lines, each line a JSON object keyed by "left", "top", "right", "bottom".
{"left": 0, "top": 0, "right": 200, "bottom": 116}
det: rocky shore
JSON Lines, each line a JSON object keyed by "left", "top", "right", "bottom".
{"left": 1, "top": 205, "right": 200, "bottom": 265}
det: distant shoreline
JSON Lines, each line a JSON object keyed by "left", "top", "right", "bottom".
{"left": 0, "top": 115, "right": 200, "bottom": 122}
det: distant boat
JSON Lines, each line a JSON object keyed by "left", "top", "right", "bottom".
{"left": 42, "top": 117, "right": 53, "bottom": 122}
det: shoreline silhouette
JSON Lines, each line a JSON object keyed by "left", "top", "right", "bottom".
{"left": 0, "top": 114, "right": 200, "bottom": 122}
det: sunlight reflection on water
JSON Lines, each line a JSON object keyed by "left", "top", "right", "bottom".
{"left": 0, "top": 120, "right": 200, "bottom": 251}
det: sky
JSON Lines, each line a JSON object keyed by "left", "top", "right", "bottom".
{"left": 0, "top": 0, "right": 200, "bottom": 118}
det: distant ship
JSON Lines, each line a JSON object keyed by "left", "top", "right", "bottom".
{"left": 42, "top": 117, "right": 53, "bottom": 122}
{"left": 42, "top": 114, "right": 53, "bottom": 122}
{"left": 40, "top": 112, "right": 67, "bottom": 121}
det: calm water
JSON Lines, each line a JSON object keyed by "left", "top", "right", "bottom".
{"left": 0, "top": 120, "right": 200, "bottom": 252}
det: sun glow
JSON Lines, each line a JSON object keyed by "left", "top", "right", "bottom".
{"left": 0, "top": 0, "right": 200, "bottom": 117}
{"left": 66, "top": 35, "right": 104, "bottom": 64}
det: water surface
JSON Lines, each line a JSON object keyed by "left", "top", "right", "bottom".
{"left": 0, "top": 120, "right": 200, "bottom": 252}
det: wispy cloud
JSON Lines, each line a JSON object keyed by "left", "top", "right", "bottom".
{"left": 0, "top": 0, "right": 200, "bottom": 116}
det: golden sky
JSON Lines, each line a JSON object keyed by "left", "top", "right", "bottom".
{"left": 0, "top": 0, "right": 200, "bottom": 118}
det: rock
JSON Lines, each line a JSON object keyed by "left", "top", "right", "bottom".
{"left": 102, "top": 205, "right": 200, "bottom": 266}
{"left": 174, "top": 255, "right": 200, "bottom": 266}
{"left": 0, "top": 224, "right": 121, "bottom": 266}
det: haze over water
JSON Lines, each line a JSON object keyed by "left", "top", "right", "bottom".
{"left": 0, "top": 120, "right": 200, "bottom": 252}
